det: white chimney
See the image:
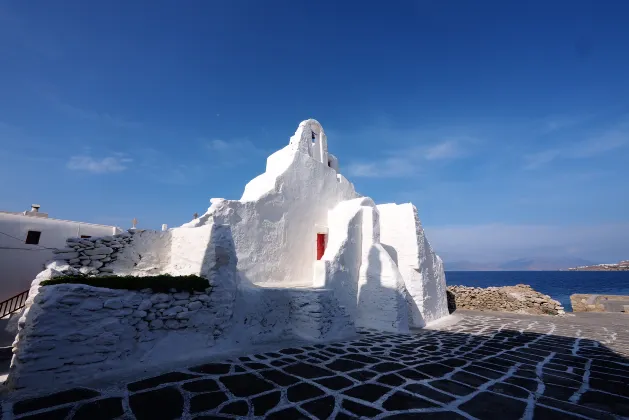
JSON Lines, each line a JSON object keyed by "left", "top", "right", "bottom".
{"left": 31, "top": 204, "right": 40, "bottom": 213}
{"left": 162, "top": 224, "right": 168, "bottom": 231}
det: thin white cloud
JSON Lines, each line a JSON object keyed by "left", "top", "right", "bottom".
{"left": 525, "top": 120, "right": 629, "bottom": 169}
{"left": 204, "top": 138, "right": 270, "bottom": 167}
{"left": 424, "top": 140, "right": 463, "bottom": 160}
{"left": 67, "top": 155, "right": 132, "bottom": 174}
{"left": 54, "top": 101, "right": 142, "bottom": 129}
{"left": 425, "top": 223, "right": 629, "bottom": 264}
{"left": 347, "top": 140, "right": 466, "bottom": 178}
{"left": 346, "top": 157, "right": 417, "bottom": 178}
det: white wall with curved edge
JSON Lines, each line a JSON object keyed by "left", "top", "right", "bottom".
{"left": 181, "top": 122, "right": 359, "bottom": 287}
{"left": 377, "top": 203, "right": 449, "bottom": 324}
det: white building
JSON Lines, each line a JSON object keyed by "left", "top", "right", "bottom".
{"left": 111, "top": 119, "right": 449, "bottom": 330}
{"left": 8, "top": 119, "right": 450, "bottom": 391}
{"left": 0, "top": 205, "right": 121, "bottom": 302}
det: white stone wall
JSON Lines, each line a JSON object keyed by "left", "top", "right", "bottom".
{"left": 54, "top": 231, "right": 135, "bottom": 275}
{"left": 182, "top": 136, "right": 358, "bottom": 288}
{"left": 9, "top": 231, "right": 356, "bottom": 392}
{"left": 7, "top": 119, "right": 450, "bottom": 392}
{"left": 378, "top": 203, "right": 449, "bottom": 324}
{"left": 314, "top": 198, "right": 412, "bottom": 333}
{"left": 9, "top": 281, "right": 234, "bottom": 390}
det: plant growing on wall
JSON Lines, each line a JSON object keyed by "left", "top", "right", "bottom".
{"left": 40, "top": 274, "right": 210, "bottom": 293}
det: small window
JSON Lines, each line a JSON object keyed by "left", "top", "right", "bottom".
{"left": 80, "top": 235, "right": 91, "bottom": 239}
{"left": 25, "top": 231, "right": 41, "bottom": 245}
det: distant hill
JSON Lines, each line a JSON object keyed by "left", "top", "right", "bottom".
{"left": 446, "top": 257, "right": 597, "bottom": 271}
{"left": 568, "top": 260, "right": 629, "bottom": 271}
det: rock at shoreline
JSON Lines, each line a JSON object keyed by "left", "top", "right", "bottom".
{"left": 446, "top": 284, "right": 565, "bottom": 316}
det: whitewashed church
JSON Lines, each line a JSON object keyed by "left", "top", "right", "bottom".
{"left": 10, "top": 119, "right": 449, "bottom": 390}
{"left": 125, "top": 118, "right": 448, "bottom": 330}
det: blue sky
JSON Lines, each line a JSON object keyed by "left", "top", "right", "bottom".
{"left": 1, "top": 0, "right": 628, "bottom": 264}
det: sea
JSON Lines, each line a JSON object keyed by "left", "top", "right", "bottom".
{"left": 445, "top": 271, "right": 629, "bottom": 312}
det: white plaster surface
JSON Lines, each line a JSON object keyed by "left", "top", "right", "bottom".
{"left": 378, "top": 203, "right": 449, "bottom": 324}
{"left": 8, "top": 119, "right": 449, "bottom": 391}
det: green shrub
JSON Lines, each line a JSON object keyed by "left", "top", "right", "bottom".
{"left": 40, "top": 274, "right": 210, "bottom": 293}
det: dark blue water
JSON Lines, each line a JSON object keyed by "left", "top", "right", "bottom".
{"left": 445, "top": 271, "right": 629, "bottom": 311}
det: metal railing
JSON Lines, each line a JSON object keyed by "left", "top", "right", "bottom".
{"left": 0, "top": 290, "right": 29, "bottom": 319}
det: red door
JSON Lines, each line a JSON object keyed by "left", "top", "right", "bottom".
{"left": 316, "top": 233, "right": 327, "bottom": 260}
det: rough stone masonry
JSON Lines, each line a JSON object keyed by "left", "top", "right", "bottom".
{"left": 447, "top": 284, "right": 565, "bottom": 315}
{"left": 52, "top": 231, "right": 135, "bottom": 276}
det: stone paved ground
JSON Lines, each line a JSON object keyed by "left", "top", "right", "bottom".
{"left": 2, "top": 311, "right": 628, "bottom": 419}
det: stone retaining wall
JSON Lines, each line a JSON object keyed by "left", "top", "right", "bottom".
{"left": 571, "top": 294, "right": 629, "bottom": 313}
{"left": 447, "top": 284, "right": 565, "bottom": 315}
{"left": 9, "top": 280, "right": 236, "bottom": 390}
{"left": 53, "top": 231, "right": 135, "bottom": 275}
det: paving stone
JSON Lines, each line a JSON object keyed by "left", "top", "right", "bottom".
{"left": 182, "top": 378, "right": 220, "bottom": 393}
{"left": 590, "top": 377, "right": 629, "bottom": 398}
{"left": 219, "top": 400, "right": 249, "bottom": 416}
{"left": 260, "top": 369, "right": 301, "bottom": 386}
{"left": 190, "top": 391, "right": 229, "bottom": 413}
{"left": 284, "top": 362, "right": 335, "bottom": 379}
{"left": 371, "top": 362, "right": 406, "bottom": 373}
{"left": 488, "top": 382, "right": 531, "bottom": 399}
{"left": 287, "top": 383, "right": 325, "bottom": 402}
{"left": 382, "top": 391, "right": 439, "bottom": 410}
{"left": 220, "top": 373, "right": 274, "bottom": 397}
{"left": 128, "top": 371, "right": 199, "bottom": 392}
{"left": 440, "top": 358, "right": 467, "bottom": 368}
{"left": 342, "top": 399, "right": 383, "bottom": 417}
{"left": 578, "top": 390, "right": 629, "bottom": 417}
{"left": 405, "top": 383, "right": 457, "bottom": 404}
{"left": 279, "top": 347, "right": 304, "bottom": 355}
{"left": 504, "top": 375, "right": 539, "bottom": 391}
{"left": 73, "top": 397, "right": 124, "bottom": 420}
{"left": 189, "top": 363, "right": 232, "bottom": 375}
{"left": 14, "top": 388, "right": 100, "bottom": 415}
{"left": 377, "top": 373, "right": 406, "bottom": 387}
{"left": 465, "top": 364, "right": 504, "bottom": 379}
{"left": 325, "top": 358, "right": 365, "bottom": 372}
{"left": 7, "top": 312, "right": 629, "bottom": 420}
{"left": 301, "top": 396, "right": 335, "bottom": 419}
{"left": 342, "top": 353, "right": 380, "bottom": 364}
{"left": 450, "top": 371, "right": 490, "bottom": 387}
{"left": 382, "top": 412, "right": 467, "bottom": 419}
{"left": 315, "top": 376, "right": 354, "bottom": 390}
{"left": 429, "top": 379, "right": 475, "bottom": 396}
{"left": 267, "top": 407, "right": 309, "bottom": 419}
{"left": 244, "top": 362, "right": 268, "bottom": 370}
{"left": 534, "top": 405, "right": 586, "bottom": 419}
{"left": 397, "top": 368, "right": 431, "bottom": 381}
{"left": 537, "top": 397, "right": 618, "bottom": 420}
{"left": 19, "top": 407, "right": 72, "bottom": 420}
{"left": 343, "top": 383, "right": 391, "bottom": 403}
{"left": 252, "top": 391, "right": 281, "bottom": 416}
{"left": 129, "top": 386, "right": 183, "bottom": 420}
{"left": 348, "top": 369, "right": 378, "bottom": 381}
{"left": 543, "top": 385, "right": 579, "bottom": 401}
{"left": 459, "top": 391, "right": 526, "bottom": 420}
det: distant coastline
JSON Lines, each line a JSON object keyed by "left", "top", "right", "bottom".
{"left": 567, "top": 260, "right": 629, "bottom": 271}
